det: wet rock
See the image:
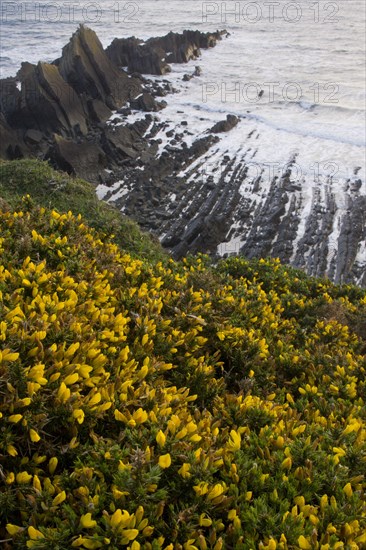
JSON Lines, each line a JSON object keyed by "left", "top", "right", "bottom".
{"left": 24, "top": 129, "right": 43, "bottom": 144}
{"left": 0, "top": 77, "right": 21, "bottom": 121}
{"left": 106, "top": 29, "right": 226, "bottom": 75}
{"left": 88, "top": 99, "right": 112, "bottom": 124}
{"left": 106, "top": 36, "right": 170, "bottom": 75}
{"left": 47, "top": 135, "right": 107, "bottom": 184}
{"left": 130, "top": 92, "right": 164, "bottom": 112}
{"left": 57, "top": 25, "right": 141, "bottom": 110}
{"left": 0, "top": 114, "right": 26, "bottom": 159}
{"left": 209, "top": 115, "right": 239, "bottom": 133}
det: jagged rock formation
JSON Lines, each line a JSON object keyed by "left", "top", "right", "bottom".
{"left": 0, "top": 25, "right": 230, "bottom": 189}
{"left": 55, "top": 25, "right": 140, "bottom": 110}
{"left": 106, "top": 30, "right": 227, "bottom": 75}
{"left": 0, "top": 25, "right": 142, "bottom": 180}
{"left": 0, "top": 26, "right": 224, "bottom": 184}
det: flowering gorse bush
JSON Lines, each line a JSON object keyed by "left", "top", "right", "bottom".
{"left": 0, "top": 200, "right": 365, "bottom": 549}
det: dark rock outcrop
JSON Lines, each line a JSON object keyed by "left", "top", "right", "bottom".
{"left": 47, "top": 135, "right": 107, "bottom": 184}
{"left": 0, "top": 25, "right": 224, "bottom": 182}
{"left": 0, "top": 25, "right": 145, "bottom": 178}
{"left": 130, "top": 92, "right": 165, "bottom": 112}
{"left": 209, "top": 115, "right": 239, "bottom": 134}
{"left": 106, "top": 30, "right": 227, "bottom": 75}
{"left": 56, "top": 25, "right": 141, "bottom": 110}
{"left": 15, "top": 62, "right": 88, "bottom": 138}
{"left": 0, "top": 113, "right": 26, "bottom": 159}
{"left": 107, "top": 37, "right": 170, "bottom": 76}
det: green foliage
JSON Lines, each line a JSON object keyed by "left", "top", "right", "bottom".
{"left": 0, "top": 159, "right": 165, "bottom": 262}
{"left": 0, "top": 169, "right": 365, "bottom": 550}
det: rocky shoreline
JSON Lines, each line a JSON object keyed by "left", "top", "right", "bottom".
{"left": 0, "top": 25, "right": 226, "bottom": 181}
{"left": 1, "top": 25, "right": 365, "bottom": 287}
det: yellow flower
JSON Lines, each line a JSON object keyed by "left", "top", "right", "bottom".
{"left": 72, "top": 409, "right": 85, "bottom": 424}
{"left": 343, "top": 482, "right": 353, "bottom": 498}
{"left": 29, "top": 429, "right": 41, "bottom": 442}
{"left": 298, "top": 535, "right": 311, "bottom": 549}
{"left": 8, "top": 414, "right": 22, "bottom": 423}
{"left": 281, "top": 457, "right": 292, "bottom": 470}
{"left": 64, "top": 373, "right": 79, "bottom": 385}
{"left": 121, "top": 529, "right": 139, "bottom": 543}
{"left": 332, "top": 446, "right": 346, "bottom": 457}
{"left": 71, "top": 537, "right": 102, "bottom": 549}
{"left": 156, "top": 430, "right": 166, "bottom": 448}
{"left": 342, "top": 418, "right": 361, "bottom": 435}
{"left": 57, "top": 382, "right": 71, "bottom": 403}
{"left": 199, "top": 513, "right": 212, "bottom": 527}
{"left": 189, "top": 434, "right": 202, "bottom": 443}
{"left": 275, "top": 436, "right": 285, "bottom": 449}
{"left": 33, "top": 475, "right": 42, "bottom": 492}
{"left": 79, "top": 365, "right": 93, "bottom": 378}
{"left": 178, "top": 463, "right": 191, "bottom": 479}
{"left": 159, "top": 454, "right": 172, "bottom": 469}
{"left": 88, "top": 393, "right": 101, "bottom": 406}
{"left": 52, "top": 491, "right": 66, "bottom": 506}
{"left": 227, "top": 429, "right": 241, "bottom": 452}
{"left": 286, "top": 393, "right": 294, "bottom": 404}
{"left": 207, "top": 483, "right": 226, "bottom": 501}
{"left": 7, "top": 444, "right": 18, "bottom": 456}
{"left": 6, "top": 472, "right": 15, "bottom": 484}
{"left": 133, "top": 408, "right": 148, "bottom": 424}
{"left": 49, "top": 457, "right": 58, "bottom": 474}
{"left": 16, "top": 471, "right": 32, "bottom": 484}
{"left": 115, "top": 410, "right": 128, "bottom": 423}
{"left": 6, "top": 524, "right": 23, "bottom": 535}
{"left": 110, "top": 509, "right": 131, "bottom": 530}
{"left": 0, "top": 350, "right": 19, "bottom": 362}
{"left": 80, "top": 513, "right": 97, "bottom": 529}
{"left": 28, "top": 526, "right": 45, "bottom": 540}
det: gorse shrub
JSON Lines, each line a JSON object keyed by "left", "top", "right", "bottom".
{"left": 0, "top": 200, "right": 365, "bottom": 550}
{"left": 0, "top": 160, "right": 165, "bottom": 262}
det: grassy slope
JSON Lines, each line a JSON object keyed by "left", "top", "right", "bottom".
{"left": 0, "top": 159, "right": 165, "bottom": 262}
{"left": 0, "top": 162, "right": 365, "bottom": 549}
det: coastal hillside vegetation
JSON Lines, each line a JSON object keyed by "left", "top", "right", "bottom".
{"left": 0, "top": 160, "right": 165, "bottom": 262}
{"left": 0, "top": 161, "right": 365, "bottom": 549}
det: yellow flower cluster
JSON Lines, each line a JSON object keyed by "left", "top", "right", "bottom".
{"left": 0, "top": 204, "right": 365, "bottom": 549}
